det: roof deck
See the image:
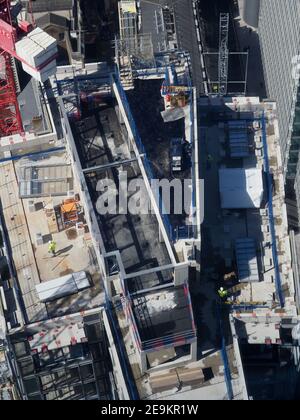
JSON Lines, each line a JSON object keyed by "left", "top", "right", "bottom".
{"left": 125, "top": 267, "right": 174, "bottom": 294}
{"left": 0, "top": 151, "right": 104, "bottom": 323}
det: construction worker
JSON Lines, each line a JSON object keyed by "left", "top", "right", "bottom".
{"left": 218, "top": 287, "right": 228, "bottom": 299}
{"left": 48, "top": 240, "right": 57, "bottom": 257}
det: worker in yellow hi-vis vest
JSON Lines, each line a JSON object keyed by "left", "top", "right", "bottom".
{"left": 48, "top": 240, "right": 57, "bottom": 257}
{"left": 218, "top": 287, "right": 228, "bottom": 299}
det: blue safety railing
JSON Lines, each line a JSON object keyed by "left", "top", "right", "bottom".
{"left": 173, "top": 225, "right": 194, "bottom": 241}
{"left": 261, "top": 114, "right": 285, "bottom": 308}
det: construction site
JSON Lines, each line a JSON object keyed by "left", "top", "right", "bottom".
{"left": 0, "top": 0, "right": 299, "bottom": 401}
{"left": 198, "top": 95, "right": 300, "bottom": 399}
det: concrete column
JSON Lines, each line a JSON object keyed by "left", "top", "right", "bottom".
{"left": 191, "top": 339, "right": 197, "bottom": 362}
{"left": 139, "top": 350, "right": 148, "bottom": 374}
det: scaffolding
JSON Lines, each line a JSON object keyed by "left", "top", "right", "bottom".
{"left": 116, "top": 34, "right": 155, "bottom": 70}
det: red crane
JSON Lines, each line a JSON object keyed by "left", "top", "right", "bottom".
{"left": 0, "top": 0, "right": 57, "bottom": 138}
{"left": 0, "top": 0, "right": 24, "bottom": 136}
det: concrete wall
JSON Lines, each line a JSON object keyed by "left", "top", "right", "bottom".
{"left": 102, "top": 309, "right": 131, "bottom": 400}
{"left": 290, "top": 230, "right": 300, "bottom": 313}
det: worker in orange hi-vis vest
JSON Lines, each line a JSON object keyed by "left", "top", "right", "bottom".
{"left": 48, "top": 240, "right": 57, "bottom": 257}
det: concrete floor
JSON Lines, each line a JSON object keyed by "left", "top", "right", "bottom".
{"left": 24, "top": 198, "right": 97, "bottom": 282}
{"left": 191, "top": 98, "right": 298, "bottom": 400}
